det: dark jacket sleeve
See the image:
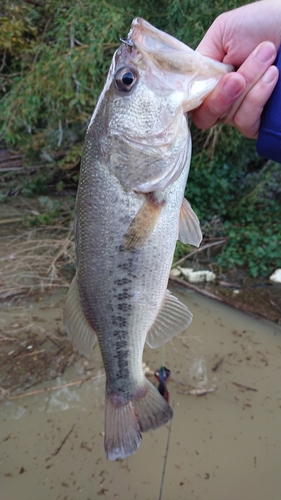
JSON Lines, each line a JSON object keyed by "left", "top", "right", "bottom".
{"left": 256, "top": 47, "right": 281, "bottom": 163}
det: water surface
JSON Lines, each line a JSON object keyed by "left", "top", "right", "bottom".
{"left": 1, "top": 285, "right": 280, "bottom": 500}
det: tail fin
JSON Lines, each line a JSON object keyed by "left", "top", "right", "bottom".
{"left": 104, "top": 379, "right": 173, "bottom": 460}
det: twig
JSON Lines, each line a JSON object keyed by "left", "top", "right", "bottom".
{"left": 0, "top": 218, "right": 23, "bottom": 225}
{"left": 169, "top": 275, "right": 222, "bottom": 301}
{"left": 232, "top": 382, "right": 257, "bottom": 392}
{"left": 0, "top": 50, "right": 6, "bottom": 72}
{"left": 44, "top": 229, "right": 72, "bottom": 276}
{"left": 179, "top": 387, "right": 217, "bottom": 396}
{"left": 169, "top": 275, "right": 277, "bottom": 324}
{"left": 2, "top": 373, "right": 105, "bottom": 401}
{"left": 268, "top": 298, "right": 281, "bottom": 314}
{"left": 212, "top": 357, "right": 224, "bottom": 372}
{"left": 15, "top": 349, "right": 45, "bottom": 358}
{"left": 173, "top": 239, "right": 227, "bottom": 268}
{"left": 52, "top": 424, "right": 75, "bottom": 456}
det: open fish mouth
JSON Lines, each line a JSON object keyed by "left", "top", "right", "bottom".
{"left": 121, "top": 18, "right": 233, "bottom": 113}
{"left": 128, "top": 18, "right": 233, "bottom": 75}
{"left": 129, "top": 17, "right": 192, "bottom": 62}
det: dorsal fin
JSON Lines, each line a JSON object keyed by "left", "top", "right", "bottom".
{"left": 179, "top": 198, "right": 202, "bottom": 247}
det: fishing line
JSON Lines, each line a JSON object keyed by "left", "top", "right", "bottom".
{"left": 161, "top": 343, "right": 166, "bottom": 368}
{"left": 158, "top": 401, "right": 173, "bottom": 500}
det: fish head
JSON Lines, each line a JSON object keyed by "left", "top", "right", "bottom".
{"left": 104, "top": 17, "right": 232, "bottom": 133}
{"left": 87, "top": 18, "right": 232, "bottom": 193}
{"left": 95, "top": 28, "right": 190, "bottom": 146}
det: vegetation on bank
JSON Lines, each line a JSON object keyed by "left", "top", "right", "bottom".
{"left": 0, "top": 0, "right": 280, "bottom": 277}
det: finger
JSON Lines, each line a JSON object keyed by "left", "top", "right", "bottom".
{"left": 193, "top": 41, "right": 278, "bottom": 132}
{"left": 221, "top": 41, "right": 277, "bottom": 124}
{"left": 192, "top": 72, "right": 246, "bottom": 129}
{"left": 232, "top": 65, "right": 279, "bottom": 138}
{"left": 196, "top": 15, "right": 227, "bottom": 61}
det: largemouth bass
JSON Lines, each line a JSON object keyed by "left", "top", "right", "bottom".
{"left": 64, "top": 18, "right": 232, "bottom": 461}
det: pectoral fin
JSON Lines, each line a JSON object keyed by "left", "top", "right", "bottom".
{"left": 63, "top": 275, "right": 96, "bottom": 357}
{"left": 178, "top": 198, "right": 202, "bottom": 247}
{"left": 124, "top": 193, "right": 164, "bottom": 250}
{"left": 146, "top": 290, "right": 193, "bottom": 348}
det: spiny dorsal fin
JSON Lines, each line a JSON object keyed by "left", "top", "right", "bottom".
{"left": 63, "top": 274, "right": 96, "bottom": 357}
{"left": 178, "top": 198, "right": 202, "bottom": 247}
{"left": 146, "top": 290, "right": 192, "bottom": 348}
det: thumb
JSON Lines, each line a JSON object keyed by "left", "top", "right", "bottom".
{"left": 196, "top": 19, "right": 226, "bottom": 62}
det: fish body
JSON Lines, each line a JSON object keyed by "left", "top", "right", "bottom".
{"left": 64, "top": 18, "right": 232, "bottom": 460}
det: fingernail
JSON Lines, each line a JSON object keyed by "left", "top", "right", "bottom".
{"left": 222, "top": 76, "right": 244, "bottom": 98}
{"left": 255, "top": 42, "right": 276, "bottom": 63}
{"left": 262, "top": 65, "right": 279, "bottom": 84}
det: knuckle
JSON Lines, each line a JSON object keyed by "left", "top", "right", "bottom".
{"left": 233, "top": 113, "right": 258, "bottom": 139}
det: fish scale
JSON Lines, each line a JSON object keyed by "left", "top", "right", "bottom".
{"left": 64, "top": 17, "right": 232, "bottom": 460}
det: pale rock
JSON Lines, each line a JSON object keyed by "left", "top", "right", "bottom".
{"left": 269, "top": 269, "right": 281, "bottom": 283}
{"left": 169, "top": 268, "right": 181, "bottom": 277}
{"left": 178, "top": 267, "right": 216, "bottom": 283}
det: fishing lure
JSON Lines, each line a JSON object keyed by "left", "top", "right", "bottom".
{"left": 154, "top": 366, "right": 171, "bottom": 403}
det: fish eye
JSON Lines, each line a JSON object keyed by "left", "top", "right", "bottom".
{"left": 114, "top": 67, "right": 138, "bottom": 93}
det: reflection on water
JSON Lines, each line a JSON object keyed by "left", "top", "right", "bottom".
{"left": 1, "top": 285, "right": 280, "bottom": 500}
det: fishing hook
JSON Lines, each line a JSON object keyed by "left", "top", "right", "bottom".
{"left": 120, "top": 38, "right": 134, "bottom": 48}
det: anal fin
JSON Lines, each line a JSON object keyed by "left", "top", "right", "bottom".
{"left": 63, "top": 274, "right": 96, "bottom": 357}
{"left": 179, "top": 197, "right": 202, "bottom": 247}
{"left": 146, "top": 290, "right": 192, "bottom": 348}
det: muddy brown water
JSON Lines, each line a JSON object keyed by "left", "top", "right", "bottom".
{"left": 1, "top": 285, "right": 280, "bottom": 500}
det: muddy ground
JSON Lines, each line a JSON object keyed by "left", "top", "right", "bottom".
{"left": 1, "top": 285, "right": 280, "bottom": 500}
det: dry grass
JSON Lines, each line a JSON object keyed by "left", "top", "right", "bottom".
{"left": 0, "top": 226, "right": 75, "bottom": 299}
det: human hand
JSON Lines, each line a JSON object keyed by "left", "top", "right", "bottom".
{"left": 192, "top": 0, "right": 281, "bottom": 138}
